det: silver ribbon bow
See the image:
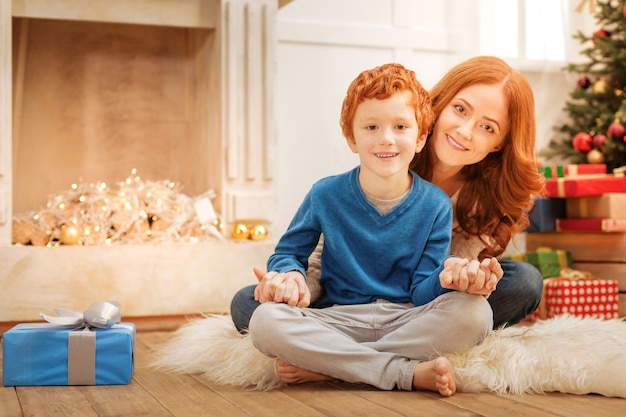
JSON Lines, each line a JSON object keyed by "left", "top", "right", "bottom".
{"left": 40, "top": 300, "right": 122, "bottom": 329}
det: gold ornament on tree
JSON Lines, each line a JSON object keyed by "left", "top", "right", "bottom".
{"left": 587, "top": 148, "right": 605, "bottom": 164}
{"left": 592, "top": 79, "right": 609, "bottom": 94}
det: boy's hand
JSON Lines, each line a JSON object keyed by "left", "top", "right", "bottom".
{"left": 253, "top": 266, "right": 311, "bottom": 307}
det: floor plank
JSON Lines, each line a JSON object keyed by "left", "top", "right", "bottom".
{"left": 134, "top": 334, "right": 253, "bottom": 417}
{"left": 0, "top": 336, "right": 22, "bottom": 417}
{"left": 15, "top": 386, "right": 100, "bottom": 417}
{"left": 505, "top": 391, "right": 626, "bottom": 417}
{"left": 280, "top": 382, "right": 407, "bottom": 416}
{"left": 206, "top": 381, "right": 330, "bottom": 417}
{"left": 344, "top": 387, "right": 480, "bottom": 417}
{"left": 442, "top": 391, "right": 564, "bottom": 417}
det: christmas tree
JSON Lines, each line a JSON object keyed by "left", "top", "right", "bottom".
{"left": 541, "top": 0, "right": 626, "bottom": 172}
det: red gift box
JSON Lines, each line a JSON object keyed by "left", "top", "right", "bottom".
{"left": 530, "top": 277, "right": 619, "bottom": 321}
{"left": 544, "top": 174, "right": 626, "bottom": 197}
{"left": 556, "top": 218, "right": 626, "bottom": 232}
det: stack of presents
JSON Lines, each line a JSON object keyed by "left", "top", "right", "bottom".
{"left": 503, "top": 163, "right": 625, "bottom": 321}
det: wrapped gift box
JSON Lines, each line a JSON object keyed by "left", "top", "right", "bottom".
{"left": 527, "top": 197, "right": 566, "bottom": 232}
{"left": 556, "top": 218, "right": 626, "bottom": 232}
{"left": 544, "top": 174, "right": 626, "bottom": 197}
{"left": 531, "top": 278, "right": 619, "bottom": 320}
{"left": 539, "top": 163, "right": 606, "bottom": 179}
{"left": 565, "top": 193, "right": 626, "bottom": 219}
{"left": 2, "top": 322, "right": 135, "bottom": 386}
{"left": 500, "top": 248, "right": 572, "bottom": 278}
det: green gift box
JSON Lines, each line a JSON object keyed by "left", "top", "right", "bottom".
{"left": 501, "top": 248, "right": 572, "bottom": 278}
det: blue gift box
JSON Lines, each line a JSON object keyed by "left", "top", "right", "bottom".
{"left": 2, "top": 322, "right": 135, "bottom": 386}
{"left": 527, "top": 197, "right": 566, "bottom": 233}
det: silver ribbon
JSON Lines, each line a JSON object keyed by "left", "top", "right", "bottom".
{"left": 40, "top": 300, "right": 122, "bottom": 328}
{"left": 38, "top": 301, "right": 122, "bottom": 385}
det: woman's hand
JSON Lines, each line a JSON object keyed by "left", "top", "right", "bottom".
{"left": 440, "top": 257, "right": 503, "bottom": 296}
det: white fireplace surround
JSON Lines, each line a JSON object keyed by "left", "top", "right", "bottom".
{"left": 0, "top": 0, "right": 282, "bottom": 323}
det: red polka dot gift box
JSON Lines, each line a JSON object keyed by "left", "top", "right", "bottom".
{"left": 529, "top": 269, "right": 619, "bottom": 321}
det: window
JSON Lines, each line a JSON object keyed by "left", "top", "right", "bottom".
{"left": 480, "top": 0, "right": 568, "bottom": 63}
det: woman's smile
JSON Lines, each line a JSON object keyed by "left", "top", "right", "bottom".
{"left": 446, "top": 134, "right": 469, "bottom": 151}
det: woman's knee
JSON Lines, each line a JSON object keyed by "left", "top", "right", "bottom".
{"left": 501, "top": 261, "right": 543, "bottom": 298}
{"left": 230, "top": 284, "right": 259, "bottom": 333}
{"left": 519, "top": 262, "right": 544, "bottom": 299}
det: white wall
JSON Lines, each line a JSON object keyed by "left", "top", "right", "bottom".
{"left": 272, "top": 0, "right": 572, "bottom": 236}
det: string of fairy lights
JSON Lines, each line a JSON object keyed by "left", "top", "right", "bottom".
{"left": 12, "top": 169, "right": 224, "bottom": 246}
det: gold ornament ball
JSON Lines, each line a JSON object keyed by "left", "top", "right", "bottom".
{"left": 587, "top": 148, "right": 604, "bottom": 164}
{"left": 60, "top": 224, "right": 80, "bottom": 245}
{"left": 231, "top": 223, "right": 250, "bottom": 240}
{"left": 249, "top": 225, "right": 268, "bottom": 241}
{"left": 592, "top": 79, "right": 608, "bottom": 94}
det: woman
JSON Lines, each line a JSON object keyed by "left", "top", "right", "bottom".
{"left": 410, "top": 55, "right": 545, "bottom": 329}
{"left": 231, "top": 55, "right": 544, "bottom": 332}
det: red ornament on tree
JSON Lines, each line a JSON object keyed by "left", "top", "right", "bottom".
{"left": 607, "top": 121, "right": 625, "bottom": 139}
{"left": 623, "top": 5, "right": 626, "bottom": 18}
{"left": 592, "top": 133, "right": 607, "bottom": 148}
{"left": 577, "top": 76, "right": 591, "bottom": 89}
{"left": 592, "top": 28, "right": 610, "bottom": 45}
{"left": 573, "top": 132, "right": 593, "bottom": 153}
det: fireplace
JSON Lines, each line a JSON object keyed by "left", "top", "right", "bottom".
{"left": 0, "top": 0, "right": 281, "bottom": 323}
{"left": 3, "top": 0, "right": 279, "bottom": 245}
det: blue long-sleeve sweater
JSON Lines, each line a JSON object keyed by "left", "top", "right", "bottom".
{"left": 267, "top": 166, "right": 453, "bottom": 307}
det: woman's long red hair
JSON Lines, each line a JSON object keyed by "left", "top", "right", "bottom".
{"left": 411, "top": 56, "right": 545, "bottom": 259}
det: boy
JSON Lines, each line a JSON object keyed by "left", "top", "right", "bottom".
{"left": 248, "top": 63, "right": 500, "bottom": 396}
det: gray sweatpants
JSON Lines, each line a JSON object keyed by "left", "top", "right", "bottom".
{"left": 249, "top": 291, "right": 493, "bottom": 391}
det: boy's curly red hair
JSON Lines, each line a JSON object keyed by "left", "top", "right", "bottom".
{"left": 340, "top": 63, "right": 433, "bottom": 143}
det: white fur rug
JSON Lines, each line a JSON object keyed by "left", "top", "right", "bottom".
{"left": 151, "top": 314, "right": 626, "bottom": 398}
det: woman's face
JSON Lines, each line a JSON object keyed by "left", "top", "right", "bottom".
{"left": 430, "top": 83, "right": 509, "bottom": 169}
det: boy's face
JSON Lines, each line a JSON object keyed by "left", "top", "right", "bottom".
{"left": 348, "top": 91, "right": 425, "bottom": 181}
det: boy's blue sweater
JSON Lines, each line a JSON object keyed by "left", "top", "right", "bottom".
{"left": 267, "top": 166, "right": 453, "bottom": 307}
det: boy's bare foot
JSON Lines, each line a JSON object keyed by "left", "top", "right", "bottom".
{"left": 412, "top": 357, "right": 456, "bottom": 397}
{"left": 276, "top": 359, "right": 334, "bottom": 384}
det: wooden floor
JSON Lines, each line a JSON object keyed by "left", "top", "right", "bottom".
{"left": 1, "top": 330, "right": 624, "bottom": 417}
